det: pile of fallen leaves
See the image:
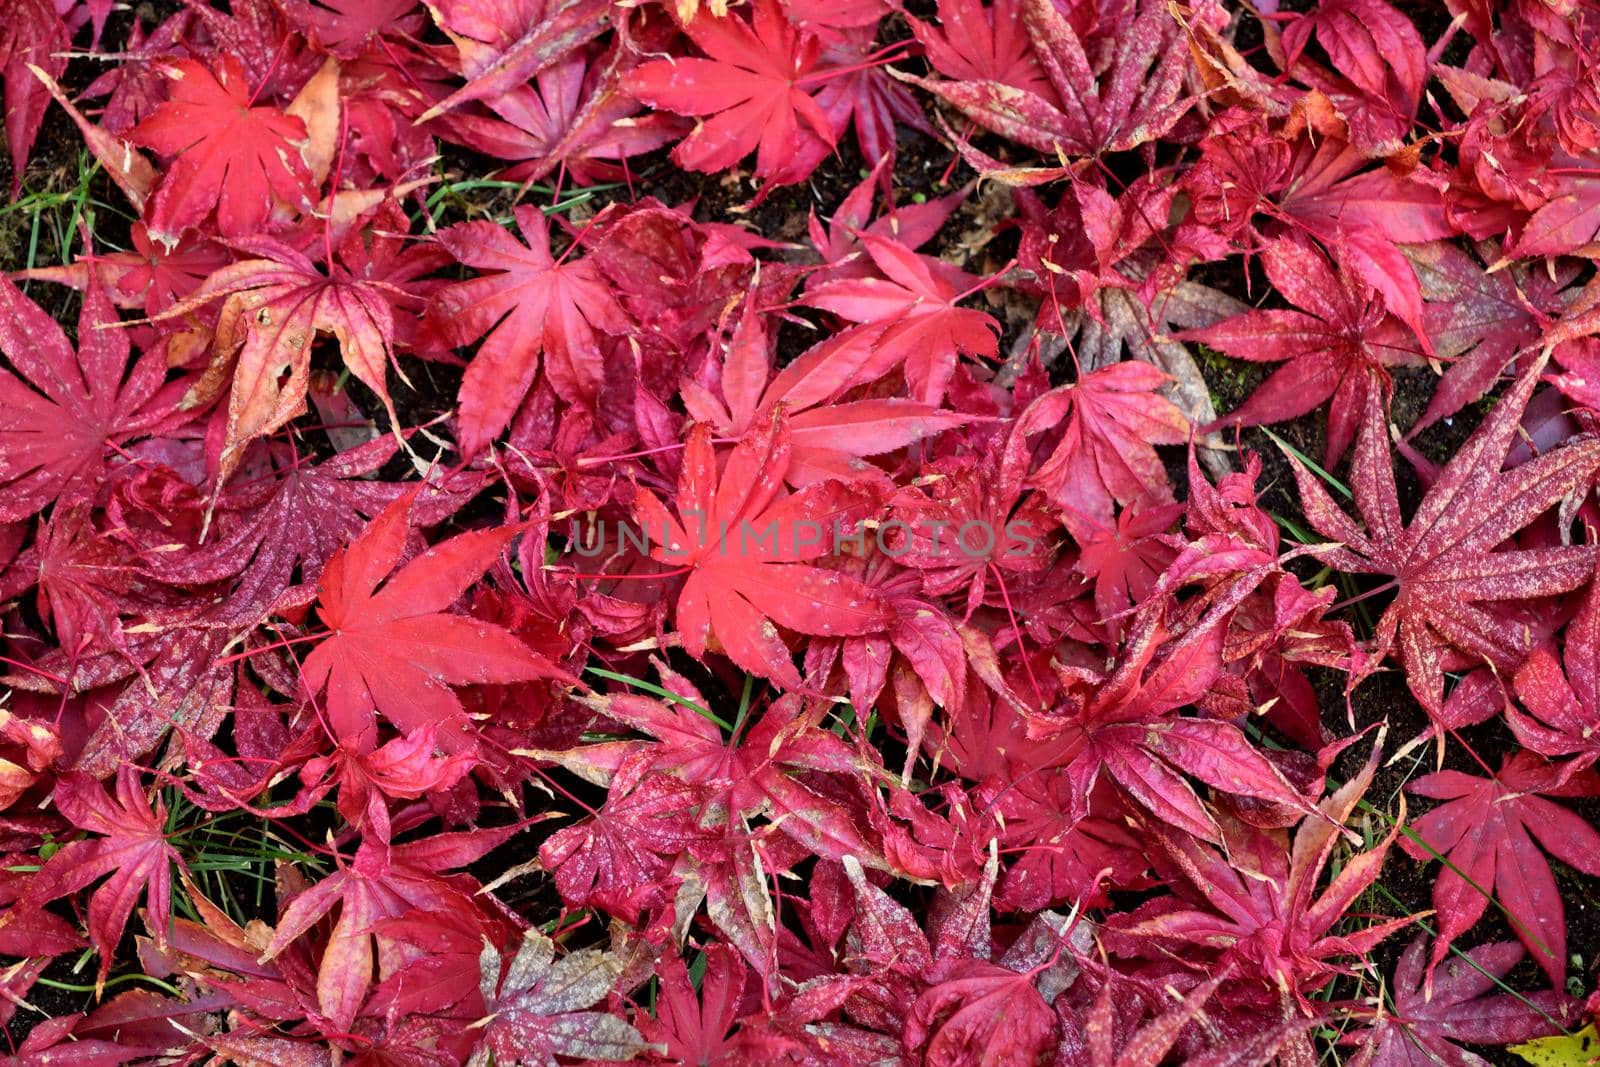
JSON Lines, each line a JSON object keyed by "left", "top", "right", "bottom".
{"left": 4, "top": 0, "right": 1600, "bottom": 1063}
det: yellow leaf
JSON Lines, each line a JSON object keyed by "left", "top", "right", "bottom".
{"left": 1511, "top": 1024, "right": 1600, "bottom": 1066}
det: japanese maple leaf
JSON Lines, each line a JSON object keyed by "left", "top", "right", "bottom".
{"left": 636, "top": 943, "right": 746, "bottom": 1067}
{"left": 299, "top": 492, "right": 569, "bottom": 751}
{"left": 991, "top": 775, "right": 1149, "bottom": 911}
{"left": 282, "top": 0, "right": 425, "bottom": 57}
{"left": 20, "top": 769, "right": 186, "bottom": 987}
{"left": 681, "top": 302, "right": 972, "bottom": 486}
{"left": 1056, "top": 970, "right": 1231, "bottom": 1067}
{"left": 906, "top": 957, "right": 1060, "bottom": 1066}
{"left": 812, "top": 28, "right": 933, "bottom": 166}
{"left": 162, "top": 436, "right": 419, "bottom": 626}
{"left": 804, "top": 550, "right": 968, "bottom": 774}
{"left": 445, "top": 50, "right": 679, "bottom": 187}
{"left": 1344, "top": 937, "right": 1576, "bottom": 1066}
{"left": 129, "top": 56, "right": 313, "bottom": 244}
{"left": 157, "top": 233, "right": 438, "bottom": 478}
{"left": 1551, "top": 338, "right": 1600, "bottom": 413}
{"left": 1507, "top": 147, "right": 1600, "bottom": 259}
{"left": 837, "top": 850, "right": 999, "bottom": 1028}
{"left": 804, "top": 159, "right": 966, "bottom": 288}
{"left": 1014, "top": 180, "right": 1243, "bottom": 446}
{"left": 885, "top": 449, "right": 1056, "bottom": 619}
{"left": 1286, "top": 355, "right": 1600, "bottom": 714}
{"left": 576, "top": 685, "right": 884, "bottom": 866}
{"left": 1111, "top": 740, "right": 1409, "bottom": 1009}
{"left": 1020, "top": 361, "right": 1190, "bottom": 523}
{"left": 19, "top": 223, "right": 230, "bottom": 316}
{"left": 1402, "top": 240, "right": 1574, "bottom": 435}
{"left": 802, "top": 233, "right": 999, "bottom": 403}
{"left": 77, "top": 9, "right": 188, "bottom": 134}
{"left": 633, "top": 411, "right": 890, "bottom": 689}
{"left": 899, "top": 0, "right": 1191, "bottom": 159}
{"left": 418, "top": 0, "right": 613, "bottom": 120}
{"left": 31, "top": 506, "right": 145, "bottom": 656}
{"left": 367, "top": 906, "right": 500, "bottom": 1022}
{"left": 1404, "top": 752, "right": 1600, "bottom": 988}
{"left": 262, "top": 831, "right": 512, "bottom": 1030}
{"left": 1279, "top": 0, "right": 1427, "bottom": 154}
{"left": 0, "top": 0, "right": 69, "bottom": 193}
{"left": 1024, "top": 602, "right": 1312, "bottom": 842}
{"left": 1511, "top": 561, "right": 1600, "bottom": 763}
{"left": 473, "top": 929, "right": 649, "bottom": 1065}
{"left": 1185, "top": 116, "right": 1450, "bottom": 345}
{"left": 1184, "top": 235, "right": 1423, "bottom": 466}
{"left": 0, "top": 271, "right": 181, "bottom": 522}
{"left": 306, "top": 724, "right": 474, "bottom": 842}
{"left": 155, "top": 0, "right": 318, "bottom": 95}
{"left": 428, "top": 204, "right": 629, "bottom": 454}
{"left": 1062, "top": 501, "right": 1182, "bottom": 638}
{"left": 624, "top": 0, "right": 838, "bottom": 186}
{"left": 538, "top": 762, "right": 702, "bottom": 922}
{"left": 905, "top": 0, "right": 1053, "bottom": 97}
{"left": 1274, "top": 137, "right": 1447, "bottom": 352}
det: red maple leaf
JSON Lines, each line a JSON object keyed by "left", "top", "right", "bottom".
{"left": 1403, "top": 240, "right": 1573, "bottom": 435}
{"left": 0, "top": 0, "right": 70, "bottom": 193}
{"left": 1184, "top": 234, "right": 1423, "bottom": 466}
{"left": 1022, "top": 602, "right": 1312, "bottom": 842}
{"left": 428, "top": 204, "right": 630, "bottom": 454}
{"left": 1286, "top": 355, "right": 1600, "bottom": 713}
{"left": 20, "top": 769, "right": 186, "bottom": 988}
{"left": 1404, "top": 752, "right": 1600, "bottom": 988}
{"left": 1111, "top": 740, "right": 1409, "bottom": 1008}
{"left": 474, "top": 929, "right": 649, "bottom": 1064}
{"left": 538, "top": 761, "right": 702, "bottom": 922}
{"left": 157, "top": 229, "right": 444, "bottom": 478}
{"left": 1344, "top": 937, "right": 1577, "bottom": 1065}
{"left": 418, "top": 0, "right": 613, "bottom": 121}
{"left": 900, "top": 0, "right": 1192, "bottom": 160}
{"left": 0, "top": 271, "right": 182, "bottom": 522}
{"left": 624, "top": 0, "right": 838, "bottom": 186}
{"left": 299, "top": 492, "right": 570, "bottom": 751}
{"left": 905, "top": 0, "right": 1053, "bottom": 97}
{"left": 129, "top": 56, "right": 314, "bottom": 243}
{"left": 1021, "top": 361, "right": 1190, "bottom": 523}
{"left": 681, "top": 299, "right": 972, "bottom": 487}
{"left": 442, "top": 48, "right": 680, "bottom": 187}
{"left": 802, "top": 233, "right": 1000, "bottom": 403}
{"left": 262, "top": 831, "right": 513, "bottom": 1031}
{"left": 1511, "top": 560, "right": 1600, "bottom": 763}
{"left": 636, "top": 943, "right": 747, "bottom": 1066}
{"left": 633, "top": 410, "right": 890, "bottom": 689}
